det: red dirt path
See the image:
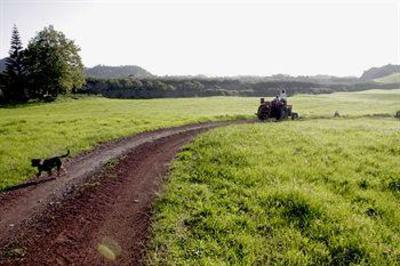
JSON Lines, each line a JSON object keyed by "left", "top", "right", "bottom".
{"left": 0, "top": 121, "right": 247, "bottom": 265}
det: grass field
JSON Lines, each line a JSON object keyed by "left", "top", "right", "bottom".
{"left": 148, "top": 118, "right": 400, "bottom": 265}
{"left": 0, "top": 96, "right": 249, "bottom": 190}
{"left": 375, "top": 73, "right": 400, "bottom": 84}
{"left": 293, "top": 89, "right": 400, "bottom": 118}
{"left": 0, "top": 89, "right": 399, "bottom": 190}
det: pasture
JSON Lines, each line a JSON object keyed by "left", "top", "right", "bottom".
{"left": 0, "top": 89, "right": 399, "bottom": 190}
{"left": 375, "top": 73, "right": 400, "bottom": 84}
{"left": 148, "top": 118, "right": 400, "bottom": 265}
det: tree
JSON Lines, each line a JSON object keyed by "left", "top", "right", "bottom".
{"left": 25, "top": 25, "right": 85, "bottom": 98}
{"left": 3, "top": 25, "right": 27, "bottom": 102}
{"left": 0, "top": 72, "right": 5, "bottom": 103}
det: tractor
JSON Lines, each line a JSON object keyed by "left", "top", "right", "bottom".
{"left": 256, "top": 97, "right": 298, "bottom": 121}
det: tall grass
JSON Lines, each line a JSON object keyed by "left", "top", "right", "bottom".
{"left": 148, "top": 118, "right": 400, "bottom": 265}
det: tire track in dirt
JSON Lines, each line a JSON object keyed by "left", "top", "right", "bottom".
{"left": 0, "top": 120, "right": 250, "bottom": 265}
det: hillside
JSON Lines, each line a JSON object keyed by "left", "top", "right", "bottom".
{"left": 0, "top": 58, "right": 153, "bottom": 79}
{"left": 375, "top": 72, "right": 400, "bottom": 84}
{"left": 85, "top": 65, "right": 153, "bottom": 79}
{"left": 360, "top": 64, "right": 400, "bottom": 81}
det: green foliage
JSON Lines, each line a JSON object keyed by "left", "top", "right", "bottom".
{"left": 24, "top": 25, "right": 85, "bottom": 98}
{"left": 1, "top": 25, "right": 85, "bottom": 102}
{"left": 85, "top": 77, "right": 400, "bottom": 99}
{"left": 148, "top": 118, "right": 400, "bottom": 265}
{"left": 2, "top": 25, "right": 28, "bottom": 103}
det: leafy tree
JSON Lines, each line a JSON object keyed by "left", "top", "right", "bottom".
{"left": 25, "top": 25, "right": 85, "bottom": 98}
{"left": 3, "top": 25, "right": 27, "bottom": 102}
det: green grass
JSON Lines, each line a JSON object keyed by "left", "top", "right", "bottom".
{"left": 0, "top": 96, "right": 250, "bottom": 190}
{"left": 375, "top": 73, "right": 400, "bottom": 84}
{"left": 293, "top": 89, "right": 400, "bottom": 118}
{"left": 148, "top": 118, "right": 400, "bottom": 265}
{"left": 1, "top": 89, "right": 399, "bottom": 190}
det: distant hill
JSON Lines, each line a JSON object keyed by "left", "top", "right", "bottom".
{"left": 374, "top": 72, "right": 400, "bottom": 84}
{"left": 360, "top": 64, "right": 400, "bottom": 81}
{"left": 0, "top": 58, "right": 6, "bottom": 72}
{"left": 85, "top": 65, "right": 153, "bottom": 79}
{"left": 1, "top": 60, "right": 153, "bottom": 79}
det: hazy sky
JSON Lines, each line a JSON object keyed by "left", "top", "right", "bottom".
{"left": 0, "top": 0, "right": 399, "bottom": 77}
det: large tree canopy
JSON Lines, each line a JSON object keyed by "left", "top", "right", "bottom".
{"left": 25, "top": 25, "right": 85, "bottom": 97}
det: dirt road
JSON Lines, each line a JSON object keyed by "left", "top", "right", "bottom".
{"left": 0, "top": 120, "right": 247, "bottom": 265}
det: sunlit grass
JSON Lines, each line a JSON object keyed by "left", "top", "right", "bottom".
{"left": 0, "top": 89, "right": 399, "bottom": 190}
{"left": 292, "top": 89, "right": 400, "bottom": 118}
{"left": 148, "top": 118, "right": 400, "bottom": 265}
{"left": 375, "top": 73, "right": 400, "bottom": 84}
{"left": 0, "top": 96, "right": 250, "bottom": 190}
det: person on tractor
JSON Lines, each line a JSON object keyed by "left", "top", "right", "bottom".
{"left": 256, "top": 91, "right": 297, "bottom": 122}
{"left": 271, "top": 96, "right": 283, "bottom": 120}
{"left": 279, "top": 89, "right": 287, "bottom": 105}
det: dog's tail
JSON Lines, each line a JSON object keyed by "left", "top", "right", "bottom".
{"left": 61, "top": 150, "right": 70, "bottom": 158}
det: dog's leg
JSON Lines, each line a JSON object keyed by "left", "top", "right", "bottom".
{"left": 47, "top": 170, "right": 52, "bottom": 177}
{"left": 36, "top": 170, "right": 42, "bottom": 178}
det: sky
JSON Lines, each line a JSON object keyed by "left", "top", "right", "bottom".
{"left": 0, "top": 0, "right": 399, "bottom": 77}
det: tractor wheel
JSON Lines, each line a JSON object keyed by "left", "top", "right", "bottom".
{"left": 291, "top": 112, "right": 299, "bottom": 120}
{"left": 283, "top": 110, "right": 289, "bottom": 120}
{"left": 277, "top": 109, "right": 285, "bottom": 121}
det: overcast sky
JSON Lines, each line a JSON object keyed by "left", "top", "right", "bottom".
{"left": 0, "top": 0, "right": 399, "bottom": 77}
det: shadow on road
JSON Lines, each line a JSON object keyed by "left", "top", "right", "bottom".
{"left": 1, "top": 177, "right": 56, "bottom": 193}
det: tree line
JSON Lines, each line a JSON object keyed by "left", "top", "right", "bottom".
{"left": 0, "top": 25, "right": 85, "bottom": 104}
{"left": 84, "top": 77, "right": 399, "bottom": 99}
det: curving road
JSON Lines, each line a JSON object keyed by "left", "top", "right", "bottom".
{"left": 0, "top": 120, "right": 250, "bottom": 265}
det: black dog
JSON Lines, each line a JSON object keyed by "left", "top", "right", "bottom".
{"left": 31, "top": 150, "right": 70, "bottom": 177}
